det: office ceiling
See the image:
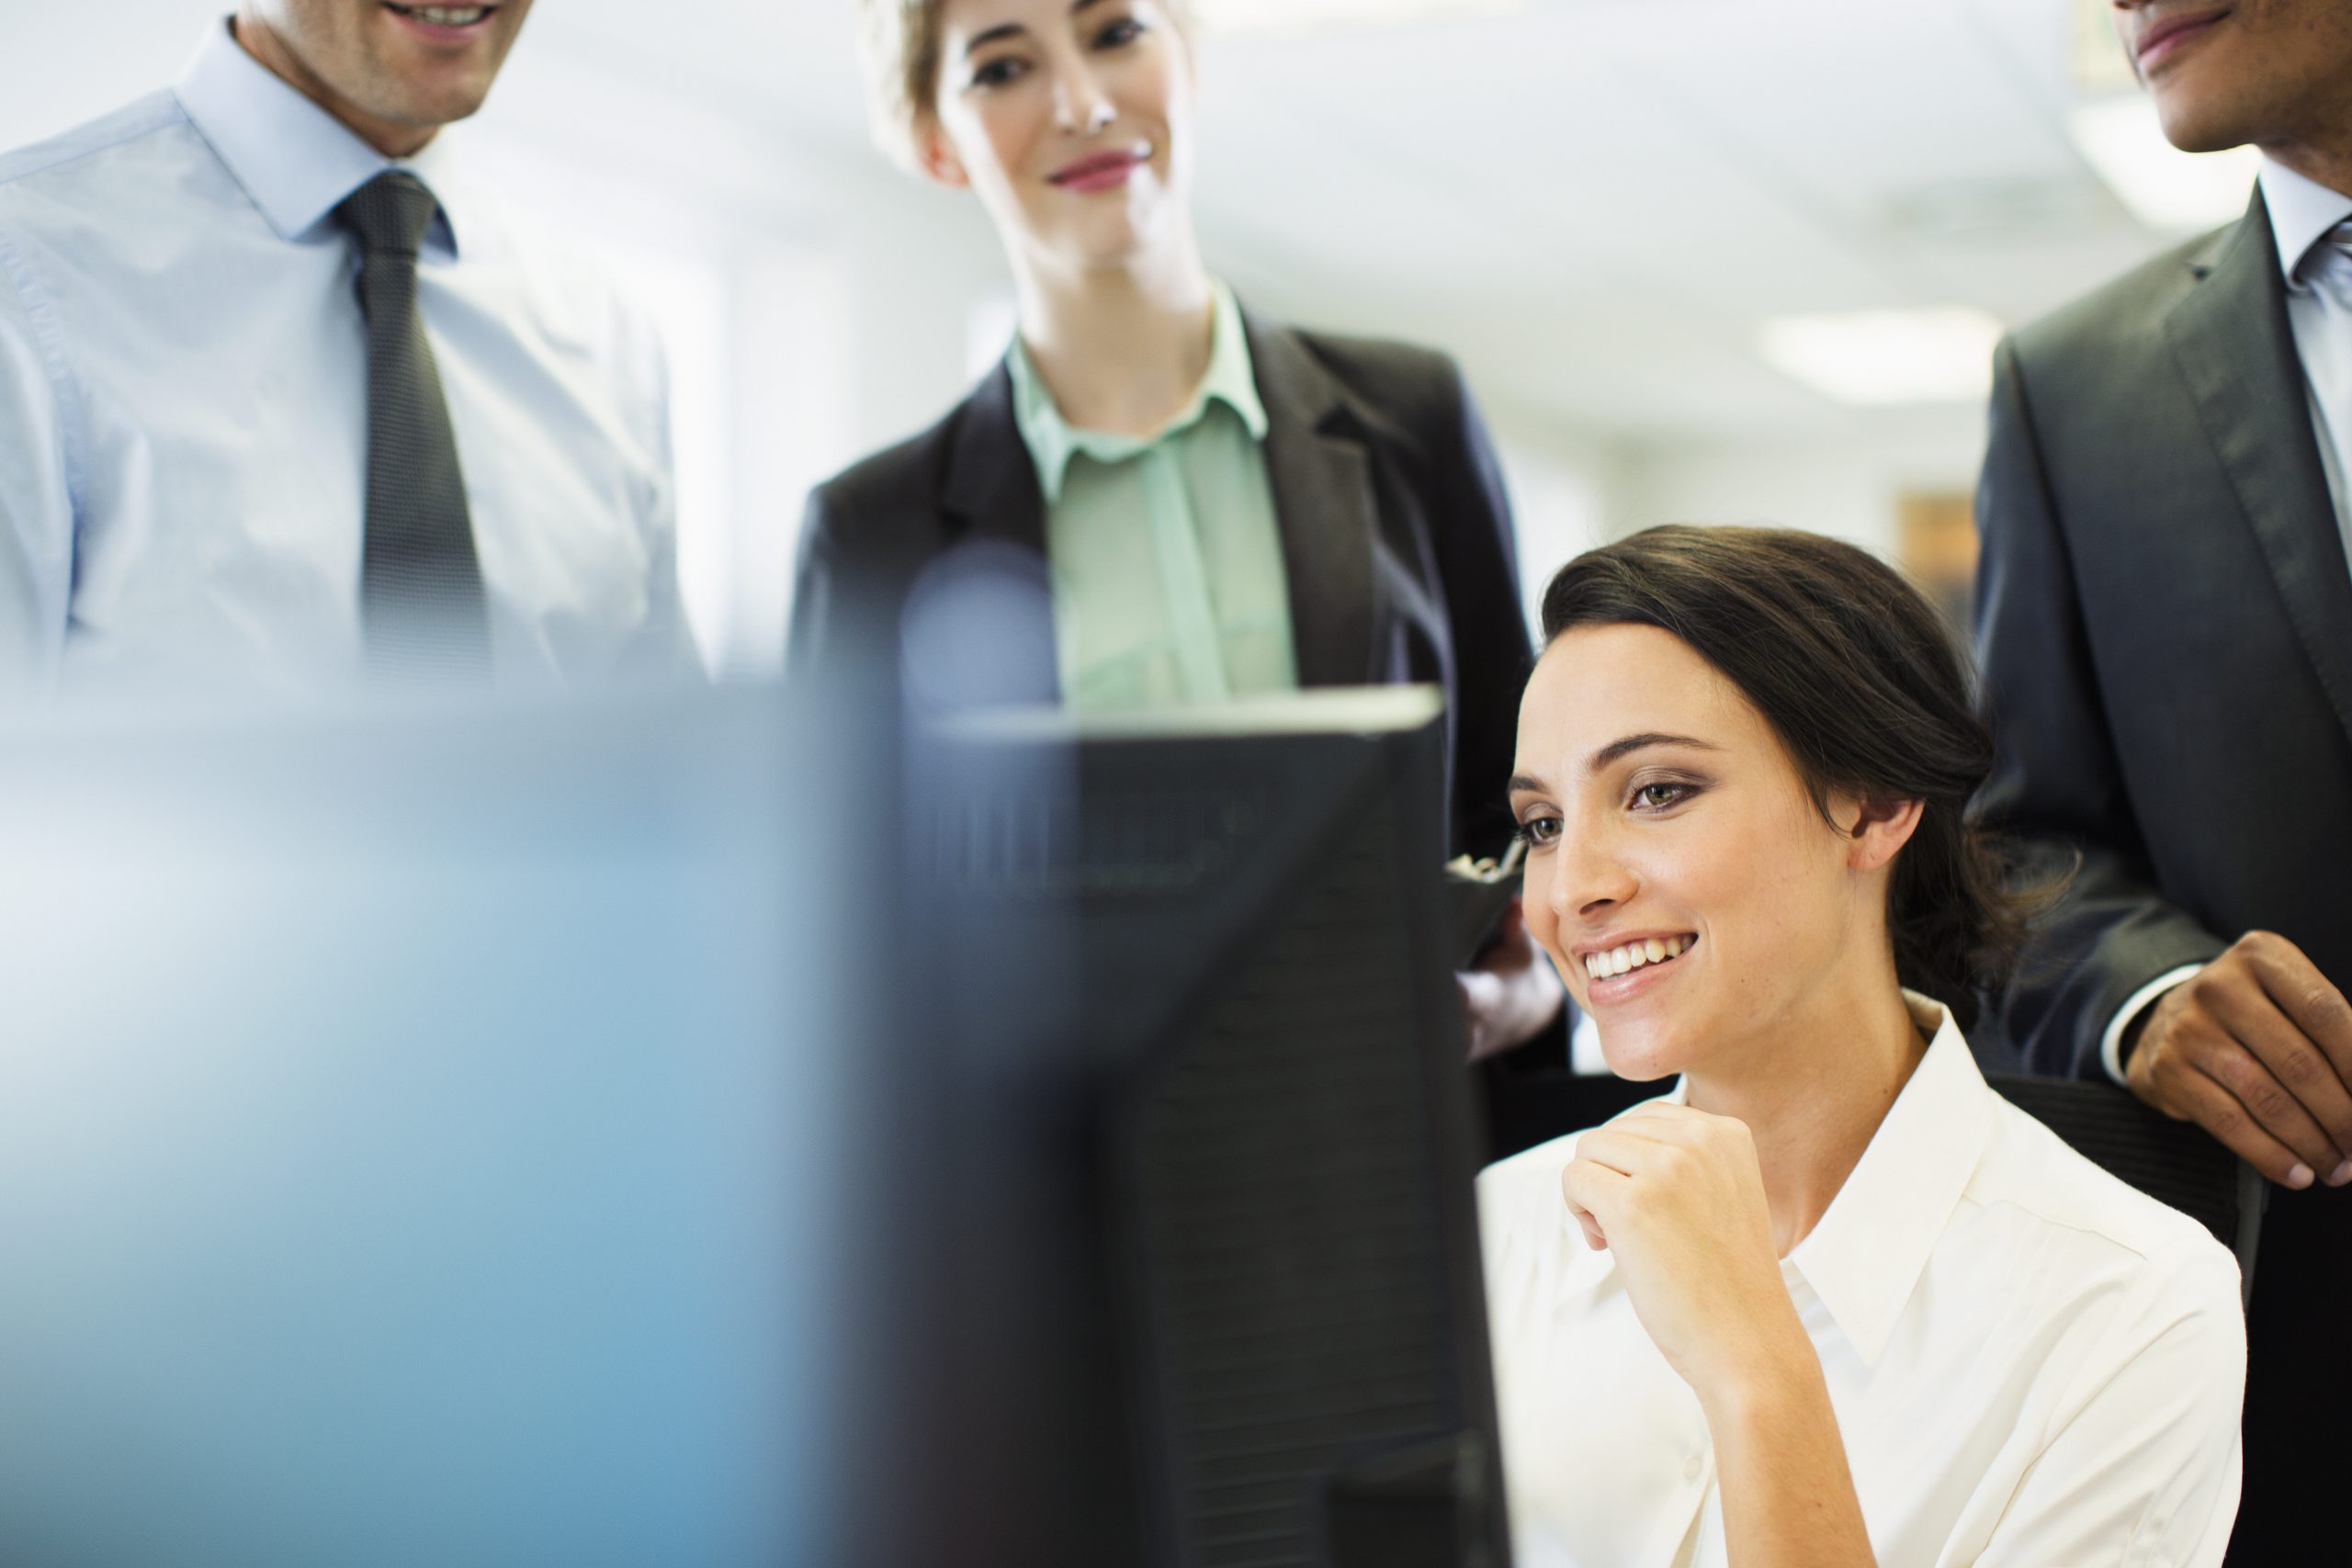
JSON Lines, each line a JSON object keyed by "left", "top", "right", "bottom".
{"left": 1191, "top": 0, "right": 2182, "bottom": 438}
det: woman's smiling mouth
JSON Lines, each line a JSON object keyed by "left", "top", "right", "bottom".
{"left": 1581, "top": 933, "right": 1696, "bottom": 982}
{"left": 1049, "top": 145, "right": 1150, "bottom": 193}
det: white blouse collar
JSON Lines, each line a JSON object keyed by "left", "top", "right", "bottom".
{"left": 1627, "top": 992, "right": 1996, "bottom": 1367}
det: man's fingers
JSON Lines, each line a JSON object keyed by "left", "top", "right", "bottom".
{"left": 2206, "top": 978, "right": 2352, "bottom": 1175}
{"left": 2244, "top": 931, "right": 2352, "bottom": 1079}
{"left": 2175, "top": 1059, "right": 2322, "bottom": 1190}
{"left": 1458, "top": 969, "right": 1495, "bottom": 1017}
{"left": 2185, "top": 1013, "right": 2348, "bottom": 1181}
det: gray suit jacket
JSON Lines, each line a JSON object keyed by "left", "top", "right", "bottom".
{"left": 1974, "top": 187, "right": 2352, "bottom": 1562}
{"left": 1975, "top": 188, "right": 2352, "bottom": 1080}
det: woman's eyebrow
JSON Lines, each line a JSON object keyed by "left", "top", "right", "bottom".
{"left": 968, "top": 1, "right": 1110, "bottom": 58}
{"left": 1588, "top": 732, "right": 1719, "bottom": 772}
{"left": 964, "top": 20, "right": 1030, "bottom": 52}
{"left": 1507, "top": 773, "right": 1548, "bottom": 795}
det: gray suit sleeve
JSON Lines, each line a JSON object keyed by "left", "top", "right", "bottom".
{"left": 785, "top": 487, "right": 847, "bottom": 683}
{"left": 1973, "top": 335, "right": 2229, "bottom": 1079}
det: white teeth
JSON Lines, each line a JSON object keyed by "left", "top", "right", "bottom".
{"left": 1585, "top": 935, "right": 1693, "bottom": 980}
{"left": 404, "top": 5, "right": 489, "bottom": 23}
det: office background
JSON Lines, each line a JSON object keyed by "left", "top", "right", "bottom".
{"left": 5, "top": 0, "right": 2254, "bottom": 672}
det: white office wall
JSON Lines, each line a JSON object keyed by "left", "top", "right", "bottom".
{"left": 1487, "top": 419, "right": 1626, "bottom": 634}
{"left": 0, "top": 1, "right": 201, "bottom": 149}
{"left": 1611, "top": 413, "right": 1990, "bottom": 564}
{"left": 1484, "top": 407, "right": 1988, "bottom": 637}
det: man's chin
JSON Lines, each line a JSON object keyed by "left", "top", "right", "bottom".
{"left": 370, "top": 83, "right": 495, "bottom": 137}
{"left": 2148, "top": 85, "right": 2264, "bottom": 157}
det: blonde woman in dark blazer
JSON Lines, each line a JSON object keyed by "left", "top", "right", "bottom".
{"left": 795, "top": 0, "right": 1562, "bottom": 1058}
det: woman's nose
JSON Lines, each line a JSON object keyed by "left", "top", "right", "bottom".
{"left": 1051, "top": 63, "right": 1115, "bottom": 136}
{"left": 1556, "top": 821, "right": 1637, "bottom": 922}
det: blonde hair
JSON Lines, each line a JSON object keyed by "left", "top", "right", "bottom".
{"left": 855, "top": 0, "right": 945, "bottom": 170}
{"left": 854, "top": 0, "right": 1192, "bottom": 171}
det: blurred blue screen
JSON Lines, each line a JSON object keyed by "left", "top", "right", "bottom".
{"left": 0, "top": 688, "right": 875, "bottom": 1568}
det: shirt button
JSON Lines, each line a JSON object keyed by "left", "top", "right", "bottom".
{"left": 1684, "top": 1453, "right": 1704, "bottom": 1483}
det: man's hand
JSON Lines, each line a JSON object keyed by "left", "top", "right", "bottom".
{"left": 2125, "top": 931, "right": 2352, "bottom": 1190}
{"left": 1457, "top": 898, "right": 1566, "bottom": 1063}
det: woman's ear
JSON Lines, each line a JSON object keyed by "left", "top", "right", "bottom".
{"left": 1840, "top": 795, "right": 1925, "bottom": 874}
{"left": 913, "top": 115, "right": 970, "bottom": 189}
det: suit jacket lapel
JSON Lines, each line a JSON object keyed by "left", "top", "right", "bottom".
{"left": 1245, "top": 311, "right": 1380, "bottom": 688}
{"left": 2165, "top": 190, "right": 2352, "bottom": 746}
{"left": 933, "top": 360, "right": 1060, "bottom": 705}
{"left": 943, "top": 362, "right": 1051, "bottom": 556}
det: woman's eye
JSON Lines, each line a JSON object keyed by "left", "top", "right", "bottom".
{"left": 1095, "top": 17, "right": 1146, "bottom": 47}
{"left": 1632, "top": 783, "right": 1692, "bottom": 811}
{"left": 971, "top": 56, "right": 1028, "bottom": 89}
{"left": 1515, "top": 815, "right": 1562, "bottom": 849}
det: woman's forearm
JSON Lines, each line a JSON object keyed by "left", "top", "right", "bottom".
{"left": 1701, "top": 1343, "right": 1876, "bottom": 1568}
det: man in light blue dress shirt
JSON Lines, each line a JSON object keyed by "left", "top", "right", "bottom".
{"left": 0, "top": 6, "right": 696, "bottom": 696}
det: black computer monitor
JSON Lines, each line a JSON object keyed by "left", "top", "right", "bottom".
{"left": 902, "top": 687, "right": 1512, "bottom": 1568}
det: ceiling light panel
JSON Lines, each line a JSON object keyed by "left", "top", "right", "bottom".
{"left": 1758, "top": 308, "right": 2006, "bottom": 407}
{"left": 2067, "top": 97, "right": 2261, "bottom": 232}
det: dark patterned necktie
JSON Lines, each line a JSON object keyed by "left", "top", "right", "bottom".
{"left": 337, "top": 172, "right": 490, "bottom": 681}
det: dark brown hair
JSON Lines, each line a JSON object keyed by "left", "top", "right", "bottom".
{"left": 1538, "top": 525, "right": 2042, "bottom": 1032}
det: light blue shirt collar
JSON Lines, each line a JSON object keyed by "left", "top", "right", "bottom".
{"left": 174, "top": 16, "right": 467, "bottom": 257}
{"left": 2258, "top": 156, "right": 2352, "bottom": 293}
{"left": 1009, "top": 279, "right": 1270, "bottom": 505}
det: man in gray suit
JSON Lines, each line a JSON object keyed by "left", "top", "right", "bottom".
{"left": 1975, "top": 2, "right": 2352, "bottom": 1557}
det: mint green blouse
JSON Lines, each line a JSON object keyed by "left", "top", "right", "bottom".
{"left": 1007, "top": 282, "right": 1300, "bottom": 711}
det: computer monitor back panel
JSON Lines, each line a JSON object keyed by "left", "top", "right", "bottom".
{"left": 912, "top": 693, "right": 1511, "bottom": 1568}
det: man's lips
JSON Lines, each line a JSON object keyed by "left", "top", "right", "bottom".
{"left": 2135, "top": 6, "right": 2231, "bottom": 70}
{"left": 381, "top": 3, "right": 499, "bottom": 41}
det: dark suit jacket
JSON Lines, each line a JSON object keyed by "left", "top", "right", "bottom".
{"left": 789, "top": 309, "right": 1534, "bottom": 861}
{"left": 1974, "top": 187, "right": 2351, "bottom": 1562}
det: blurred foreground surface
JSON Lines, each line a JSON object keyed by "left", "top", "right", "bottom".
{"left": 0, "top": 688, "right": 890, "bottom": 1568}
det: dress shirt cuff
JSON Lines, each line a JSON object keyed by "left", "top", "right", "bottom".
{"left": 2100, "top": 964, "right": 2209, "bottom": 1086}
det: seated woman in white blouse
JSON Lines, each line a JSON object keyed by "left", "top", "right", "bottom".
{"left": 1482, "top": 525, "right": 2245, "bottom": 1568}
